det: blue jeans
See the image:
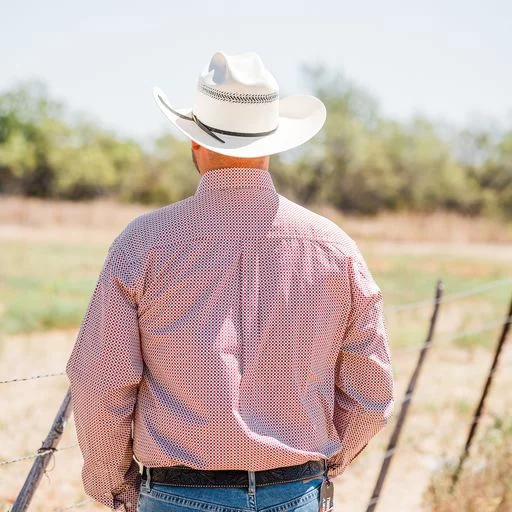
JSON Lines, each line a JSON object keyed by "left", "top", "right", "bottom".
{"left": 136, "top": 474, "right": 325, "bottom": 512}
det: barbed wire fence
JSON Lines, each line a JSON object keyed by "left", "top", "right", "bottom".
{"left": 367, "top": 280, "right": 444, "bottom": 512}
{"left": 384, "top": 276, "right": 512, "bottom": 313}
{"left": 0, "top": 445, "right": 78, "bottom": 467}
{"left": 1, "top": 277, "right": 511, "bottom": 511}
{"left": 367, "top": 289, "right": 512, "bottom": 511}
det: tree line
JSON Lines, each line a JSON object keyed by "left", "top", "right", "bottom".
{"left": 1, "top": 67, "right": 511, "bottom": 218}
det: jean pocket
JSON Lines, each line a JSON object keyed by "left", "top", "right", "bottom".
{"left": 139, "top": 483, "right": 244, "bottom": 512}
{"left": 261, "top": 483, "right": 323, "bottom": 512}
{"left": 302, "top": 476, "right": 324, "bottom": 486}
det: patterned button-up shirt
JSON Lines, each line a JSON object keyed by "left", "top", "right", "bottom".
{"left": 65, "top": 167, "right": 395, "bottom": 511}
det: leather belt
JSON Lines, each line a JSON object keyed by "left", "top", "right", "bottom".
{"left": 141, "top": 460, "right": 326, "bottom": 488}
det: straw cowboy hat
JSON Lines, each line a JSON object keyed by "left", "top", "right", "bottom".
{"left": 153, "top": 51, "right": 326, "bottom": 158}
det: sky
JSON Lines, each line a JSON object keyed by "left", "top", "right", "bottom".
{"left": 1, "top": 0, "right": 511, "bottom": 144}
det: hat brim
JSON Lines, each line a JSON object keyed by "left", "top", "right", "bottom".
{"left": 152, "top": 86, "right": 326, "bottom": 158}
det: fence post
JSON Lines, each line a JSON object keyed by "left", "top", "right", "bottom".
{"left": 450, "top": 292, "right": 512, "bottom": 491}
{"left": 366, "top": 279, "right": 444, "bottom": 512}
{"left": 12, "top": 387, "right": 72, "bottom": 512}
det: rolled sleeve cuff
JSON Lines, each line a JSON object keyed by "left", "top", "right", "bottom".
{"left": 113, "top": 469, "right": 141, "bottom": 511}
{"left": 86, "top": 462, "right": 141, "bottom": 511}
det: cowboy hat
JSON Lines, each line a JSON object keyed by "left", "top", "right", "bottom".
{"left": 152, "top": 51, "right": 326, "bottom": 158}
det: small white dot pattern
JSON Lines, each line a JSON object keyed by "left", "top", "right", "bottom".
{"left": 65, "top": 167, "right": 395, "bottom": 510}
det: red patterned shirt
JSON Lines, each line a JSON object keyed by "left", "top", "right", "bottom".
{"left": 66, "top": 167, "right": 395, "bottom": 511}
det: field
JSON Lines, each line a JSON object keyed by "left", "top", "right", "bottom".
{"left": 1, "top": 196, "right": 511, "bottom": 511}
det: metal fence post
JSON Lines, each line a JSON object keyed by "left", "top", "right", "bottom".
{"left": 366, "top": 280, "right": 444, "bottom": 512}
{"left": 450, "top": 293, "right": 512, "bottom": 491}
{"left": 12, "top": 387, "right": 73, "bottom": 512}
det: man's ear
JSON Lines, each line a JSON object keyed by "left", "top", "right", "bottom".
{"left": 191, "top": 140, "right": 201, "bottom": 150}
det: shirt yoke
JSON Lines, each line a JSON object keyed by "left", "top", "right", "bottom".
{"left": 111, "top": 193, "right": 359, "bottom": 268}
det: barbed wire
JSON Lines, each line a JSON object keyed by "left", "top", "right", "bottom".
{"left": 392, "top": 315, "right": 512, "bottom": 355}
{"left": 0, "top": 443, "right": 78, "bottom": 466}
{"left": 0, "top": 371, "right": 65, "bottom": 385}
{"left": 385, "top": 277, "right": 512, "bottom": 313}
{"left": 53, "top": 497, "right": 95, "bottom": 511}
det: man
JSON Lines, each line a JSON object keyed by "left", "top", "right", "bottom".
{"left": 66, "top": 51, "right": 395, "bottom": 512}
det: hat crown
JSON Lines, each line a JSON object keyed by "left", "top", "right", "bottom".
{"left": 193, "top": 51, "right": 280, "bottom": 134}
{"left": 201, "top": 52, "right": 278, "bottom": 94}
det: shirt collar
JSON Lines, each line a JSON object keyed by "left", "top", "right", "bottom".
{"left": 194, "top": 167, "right": 276, "bottom": 198}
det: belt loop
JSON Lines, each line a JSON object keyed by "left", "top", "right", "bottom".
{"left": 145, "top": 466, "right": 151, "bottom": 491}
{"left": 248, "top": 470, "right": 256, "bottom": 495}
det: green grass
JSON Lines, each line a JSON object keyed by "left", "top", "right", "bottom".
{"left": 362, "top": 244, "right": 511, "bottom": 351}
{"left": 0, "top": 239, "right": 510, "bottom": 353}
{"left": 0, "top": 240, "right": 109, "bottom": 335}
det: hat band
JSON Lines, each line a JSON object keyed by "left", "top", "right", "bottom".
{"left": 198, "top": 80, "right": 279, "bottom": 104}
{"left": 157, "top": 94, "right": 278, "bottom": 144}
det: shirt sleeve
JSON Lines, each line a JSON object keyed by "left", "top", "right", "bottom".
{"left": 327, "top": 244, "right": 395, "bottom": 479}
{"left": 65, "top": 243, "right": 143, "bottom": 510}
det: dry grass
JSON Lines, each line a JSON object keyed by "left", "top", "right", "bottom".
{"left": 0, "top": 196, "right": 147, "bottom": 229}
{"left": 0, "top": 196, "right": 148, "bottom": 245}
{"left": 1, "top": 195, "right": 512, "bottom": 245}
{"left": 423, "top": 419, "right": 512, "bottom": 511}
{"left": 311, "top": 203, "right": 512, "bottom": 244}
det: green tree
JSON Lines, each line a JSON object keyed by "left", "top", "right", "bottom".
{"left": 0, "top": 80, "right": 63, "bottom": 196}
{"left": 120, "top": 134, "right": 197, "bottom": 205}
